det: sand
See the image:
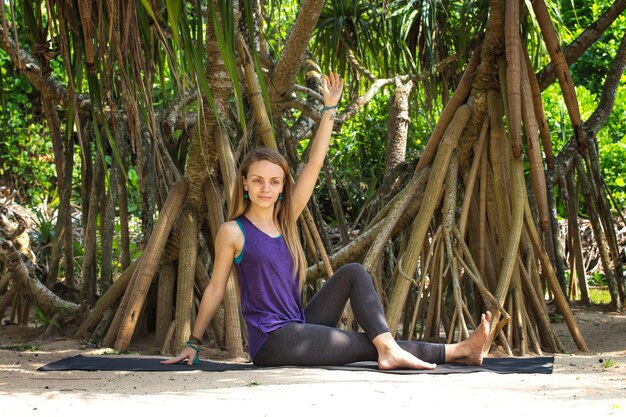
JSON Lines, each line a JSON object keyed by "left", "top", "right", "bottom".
{"left": 1, "top": 304, "right": 624, "bottom": 417}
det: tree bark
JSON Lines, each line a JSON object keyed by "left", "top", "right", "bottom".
{"left": 75, "top": 259, "right": 138, "bottom": 338}
{"left": 269, "top": 0, "right": 325, "bottom": 104}
{"left": 322, "top": 162, "right": 350, "bottom": 245}
{"left": 81, "top": 156, "right": 105, "bottom": 305}
{"left": 523, "top": 202, "right": 589, "bottom": 351}
{"left": 564, "top": 171, "right": 590, "bottom": 304}
{"left": 173, "top": 206, "right": 198, "bottom": 352}
{"left": 532, "top": 0, "right": 586, "bottom": 153}
{"left": 100, "top": 159, "right": 119, "bottom": 292}
{"left": 384, "top": 78, "right": 413, "bottom": 182}
{"left": 186, "top": 0, "right": 244, "bottom": 356}
{"left": 113, "top": 179, "right": 188, "bottom": 351}
{"left": 118, "top": 170, "right": 131, "bottom": 271}
{"left": 386, "top": 105, "right": 472, "bottom": 334}
{"left": 0, "top": 239, "right": 79, "bottom": 315}
{"left": 415, "top": 48, "right": 481, "bottom": 173}
{"left": 0, "top": 26, "right": 91, "bottom": 115}
{"left": 363, "top": 168, "right": 430, "bottom": 294}
{"left": 536, "top": 0, "right": 626, "bottom": 90}
{"left": 156, "top": 263, "right": 176, "bottom": 348}
{"left": 44, "top": 95, "right": 70, "bottom": 288}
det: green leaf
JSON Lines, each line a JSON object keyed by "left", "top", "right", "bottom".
{"left": 0, "top": 343, "right": 40, "bottom": 352}
{"left": 138, "top": 0, "right": 158, "bottom": 22}
{"left": 166, "top": 0, "right": 182, "bottom": 47}
{"left": 208, "top": 1, "right": 246, "bottom": 135}
{"left": 244, "top": 0, "right": 273, "bottom": 130}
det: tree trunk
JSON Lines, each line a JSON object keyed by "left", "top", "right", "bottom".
{"left": 75, "top": 259, "right": 138, "bottom": 338}
{"left": 536, "top": 0, "right": 626, "bottom": 90}
{"left": 61, "top": 135, "right": 76, "bottom": 287}
{"left": 118, "top": 170, "right": 131, "bottom": 271}
{"left": 564, "top": 171, "right": 589, "bottom": 304}
{"left": 378, "top": 0, "right": 591, "bottom": 355}
{"left": 386, "top": 104, "right": 472, "bottom": 334}
{"left": 100, "top": 159, "right": 119, "bottom": 292}
{"left": 81, "top": 156, "right": 105, "bottom": 305}
{"left": 0, "top": 238, "right": 79, "bottom": 315}
{"left": 113, "top": 179, "right": 188, "bottom": 351}
{"left": 156, "top": 263, "right": 176, "bottom": 348}
{"left": 269, "top": 0, "right": 325, "bottom": 104}
{"left": 178, "top": 0, "right": 245, "bottom": 356}
{"left": 383, "top": 78, "right": 413, "bottom": 183}
{"left": 173, "top": 206, "right": 198, "bottom": 352}
{"left": 532, "top": 0, "right": 586, "bottom": 153}
{"left": 322, "top": 162, "right": 350, "bottom": 245}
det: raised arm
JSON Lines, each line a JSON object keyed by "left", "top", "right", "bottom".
{"left": 291, "top": 72, "right": 343, "bottom": 217}
{"left": 161, "top": 221, "right": 241, "bottom": 365}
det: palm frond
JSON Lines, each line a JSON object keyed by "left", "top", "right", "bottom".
{"left": 243, "top": 0, "right": 273, "bottom": 125}
{"left": 208, "top": 0, "right": 246, "bottom": 134}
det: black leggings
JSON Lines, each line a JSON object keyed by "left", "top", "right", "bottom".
{"left": 253, "top": 263, "right": 445, "bottom": 366}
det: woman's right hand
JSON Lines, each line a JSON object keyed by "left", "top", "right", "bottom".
{"left": 160, "top": 345, "right": 198, "bottom": 366}
{"left": 322, "top": 71, "right": 343, "bottom": 107}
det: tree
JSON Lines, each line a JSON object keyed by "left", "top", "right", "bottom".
{"left": 1, "top": 0, "right": 624, "bottom": 357}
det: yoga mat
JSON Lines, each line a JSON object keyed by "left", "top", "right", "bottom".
{"left": 38, "top": 354, "right": 553, "bottom": 374}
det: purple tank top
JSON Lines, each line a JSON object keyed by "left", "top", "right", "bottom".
{"left": 233, "top": 216, "right": 305, "bottom": 360}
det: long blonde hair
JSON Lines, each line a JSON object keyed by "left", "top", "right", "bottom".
{"left": 228, "top": 148, "right": 307, "bottom": 286}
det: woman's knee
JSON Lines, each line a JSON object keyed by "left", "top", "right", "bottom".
{"left": 336, "top": 263, "right": 370, "bottom": 282}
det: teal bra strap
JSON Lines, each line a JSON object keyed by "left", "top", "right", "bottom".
{"left": 234, "top": 218, "right": 245, "bottom": 264}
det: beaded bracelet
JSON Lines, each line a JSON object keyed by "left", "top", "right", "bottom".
{"left": 188, "top": 335, "right": 202, "bottom": 345}
{"left": 186, "top": 341, "right": 200, "bottom": 365}
{"left": 322, "top": 104, "right": 337, "bottom": 111}
{"left": 186, "top": 340, "right": 201, "bottom": 353}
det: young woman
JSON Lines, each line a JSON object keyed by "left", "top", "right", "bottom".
{"left": 162, "top": 72, "right": 491, "bottom": 369}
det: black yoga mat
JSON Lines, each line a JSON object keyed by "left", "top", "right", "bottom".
{"left": 38, "top": 354, "right": 553, "bottom": 374}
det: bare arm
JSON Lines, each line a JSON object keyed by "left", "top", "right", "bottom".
{"left": 291, "top": 72, "right": 344, "bottom": 217}
{"left": 161, "top": 222, "right": 241, "bottom": 365}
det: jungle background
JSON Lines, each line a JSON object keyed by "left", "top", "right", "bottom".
{"left": 0, "top": 0, "right": 625, "bottom": 360}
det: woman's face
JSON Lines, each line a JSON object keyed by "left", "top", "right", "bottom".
{"left": 243, "top": 160, "right": 285, "bottom": 208}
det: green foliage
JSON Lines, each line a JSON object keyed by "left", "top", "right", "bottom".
{"left": 0, "top": 52, "right": 56, "bottom": 205}
{"left": 102, "top": 350, "right": 137, "bottom": 355}
{"left": 0, "top": 343, "right": 39, "bottom": 352}
{"left": 588, "top": 272, "right": 608, "bottom": 287}
{"left": 32, "top": 306, "right": 61, "bottom": 330}
{"left": 542, "top": 81, "right": 626, "bottom": 213}
{"left": 31, "top": 200, "right": 58, "bottom": 247}
{"left": 589, "top": 287, "right": 612, "bottom": 305}
{"left": 541, "top": 84, "right": 591, "bottom": 151}
{"left": 559, "top": 0, "right": 626, "bottom": 94}
{"left": 2, "top": 0, "right": 626, "bottom": 315}
{"left": 542, "top": 0, "right": 626, "bottom": 213}
{"left": 569, "top": 272, "right": 612, "bottom": 306}
{"left": 596, "top": 84, "right": 626, "bottom": 210}
{"left": 262, "top": 1, "right": 299, "bottom": 58}
{"left": 601, "top": 358, "right": 619, "bottom": 368}
{"left": 309, "top": 0, "right": 487, "bottom": 103}
{"left": 549, "top": 312, "right": 565, "bottom": 323}
{"left": 313, "top": 1, "right": 412, "bottom": 77}
{"left": 310, "top": 88, "right": 430, "bottom": 225}
{"left": 326, "top": 96, "right": 390, "bottom": 208}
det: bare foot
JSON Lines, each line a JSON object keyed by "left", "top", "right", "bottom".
{"left": 450, "top": 311, "right": 492, "bottom": 365}
{"left": 373, "top": 332, "right": 436, "bottom": 370}
{"left": 378, "top": 346, "right": 437, "bottom": 370}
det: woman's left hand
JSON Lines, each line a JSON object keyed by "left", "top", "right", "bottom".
{"left": 322, "top": 72, "right": 343, "bottom": 107}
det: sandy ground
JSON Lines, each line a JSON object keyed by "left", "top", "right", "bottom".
{"left": 1, "top": 304, "right": 625, "bottom": 417}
